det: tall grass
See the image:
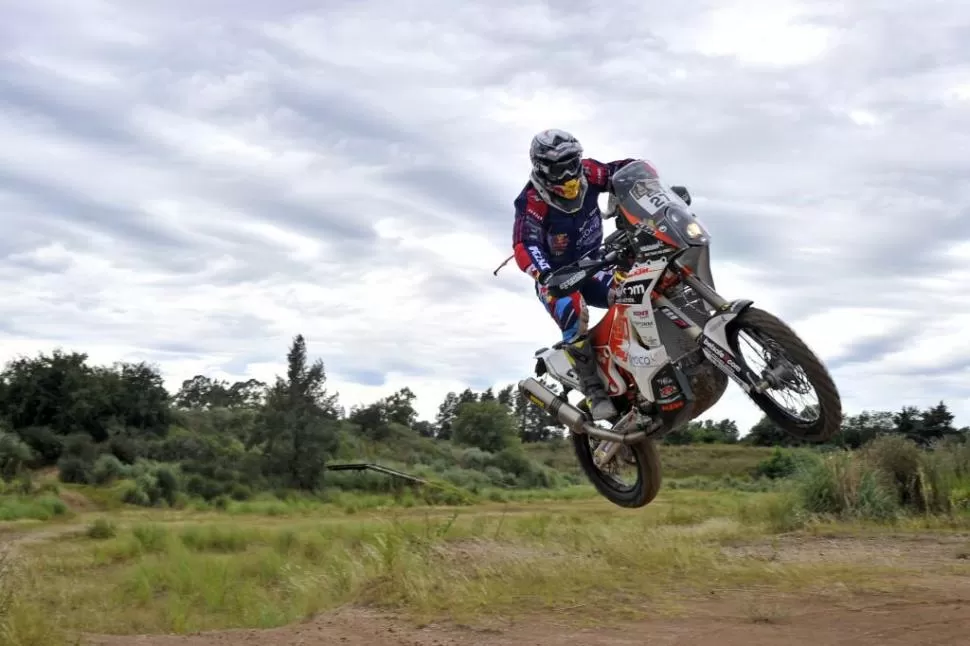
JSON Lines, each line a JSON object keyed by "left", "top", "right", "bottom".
{"left": 0, "top": 495, "right": 69, "bottom": 522}
{"left": 0, "top": 548, "right": 65, "bottom": 645}
{"left": 785, "top": 435, "right": 970, "bottom": 523}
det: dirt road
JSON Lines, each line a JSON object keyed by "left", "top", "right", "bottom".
{"left": 82, "top": 593, "right": 970, "bottom": 646}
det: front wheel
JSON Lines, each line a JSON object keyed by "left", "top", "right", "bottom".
{"left": 572, "top": 433, "right": 663, "bottom": 508}
{"left": 726, "top": 306, "right": 842, "bottom": 442}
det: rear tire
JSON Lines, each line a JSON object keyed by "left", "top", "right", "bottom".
{"left": 727, "top": 306, "right": 842, "bottom": 443}
{"left": 572, "top": 433, "right": 663, "bottom": 508}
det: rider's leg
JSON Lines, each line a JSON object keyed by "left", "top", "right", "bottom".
{"left": 536, "top": 277, "right": 617, "bottom": 421}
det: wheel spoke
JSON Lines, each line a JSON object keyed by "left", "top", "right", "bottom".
{"left": 736, "top": 328, "right": 821, "bottom": 422}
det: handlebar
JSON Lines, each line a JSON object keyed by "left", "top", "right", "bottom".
{"left": 541, "top": 231, "right": 632, "bottom": 299}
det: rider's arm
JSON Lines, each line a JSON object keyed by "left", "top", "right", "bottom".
{"left": 587, "top": 158, "right": 693, "bottom": 205}
{"left": 512, "top": 191, "right": 553, "bottom": 281}
{"left": 583, "top": 158, "right": 636, "bottom": 192}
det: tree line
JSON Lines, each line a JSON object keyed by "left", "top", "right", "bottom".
{"left": 0, "top": 334, "right": 965, "bottom": 502}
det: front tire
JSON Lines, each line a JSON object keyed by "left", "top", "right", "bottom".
{"left": 727, "top": 306, "right": 842, "bottom": 442}
{"left": 572, "top": 433, "right": 663, "bottom": 508}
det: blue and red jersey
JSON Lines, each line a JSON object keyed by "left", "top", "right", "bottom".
{"left": 511, "top": 157, "right": 634, "bottom": 280}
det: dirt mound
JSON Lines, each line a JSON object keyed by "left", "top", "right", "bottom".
{"left": 58, "top": 489, "right": 97, "bottom": 512}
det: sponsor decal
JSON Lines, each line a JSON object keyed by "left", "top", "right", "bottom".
{"left": 528, "top": 246, "right": 551, "bottom": 272}
{"left": 626, "top": 265, "right": 657, "bottom": 280}
{"left": 550, "top": 233, "right": 569, "bottom": 255}
{"left": 615, "top": 281, "right": 650, "bottom": 304}
{"left": 578, "top": 214, "right": 601, "bottom": 246}
{"left": 701, "top": 337, "right": 743, "bottom": 373}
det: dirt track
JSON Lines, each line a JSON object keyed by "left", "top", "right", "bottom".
{"left": 82, "top": 595, "right": 970, "bottom": 646}
{"left": 81, "top": 534, "right": 970, "bottom": 646}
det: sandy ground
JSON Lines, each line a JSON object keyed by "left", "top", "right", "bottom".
{"left": 78, "top": 533, "right": 970, "bottom": 646}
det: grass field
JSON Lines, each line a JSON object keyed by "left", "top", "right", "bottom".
{"left": 3, "top": 482, "right": 970, "bottom": 646}
{"left": 2, "top": 439, "right": 970, "bottom": 645}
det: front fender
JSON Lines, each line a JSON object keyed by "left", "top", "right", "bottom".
{"left": 703, "top": 299, "right": 754, "bottom": 351}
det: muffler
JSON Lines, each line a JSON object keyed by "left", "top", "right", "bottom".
{"left": 517, "top": 377, "right": 646, "bottom": 444}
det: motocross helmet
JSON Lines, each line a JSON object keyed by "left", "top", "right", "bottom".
{"left": 529, "top": 129, "right": 588, "bottom": 213}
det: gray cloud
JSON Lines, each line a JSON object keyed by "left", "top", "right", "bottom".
{"left": 0, "top": 170, "right": 195, "bottom": 250}
{"left": 0, "top": 0, "right": 967, "bottom": 430}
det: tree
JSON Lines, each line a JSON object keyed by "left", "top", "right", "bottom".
{"left": 174, "top": 375, "right": 230, "bottom": 409}
{"left": 451, "top": 400, "right": 519, "bottom": 453}
{"left": 383, "top": 387, "right": 418, "bottom": 427}
{"left": 435, "top": 392, "right": 460, "bottom": 440}
{"left": 248, "top": 335, "right": 340, "bottom": 491}
{"left": 0, "top": 349, "right": 106, "bottom": 441}
{"left": 509, "top": 379, "right": 563, "bottom": 443}
{"left": 349, "top": 388, "right": 419, "bottom": 440}
{"left": 744, "top": 415, "right": 803, "bottom": 446}
{"left": 0, "top": 350, "right": 171, "bottom": 462}
{"left": 108, "top": 361, "right": 172, "bottom": 436}
{"left": 834, "top": 410, "right": 895, "bottom": 448}
{"left": 175, "top": 376, "right": 267, "bottom": 409}
{"left": 664, "top": 418, "right": 740, "bottom": 444}
{"left": 497, "top": 385, "right": 515, "bottom": 407}
{"left": 707, "top": 418, "right": 740, "bottom": 444}
{"left": 228, "top": 379, "right": 267, "bottom": 408}
{"left": 893, "top": 406, "right": 924, "bottom": 445}
{"left": 413, "top": 420, "right": 435, "bottom": 437}
{"left": 918, "top": 401, "right": 957, "bottom": 446}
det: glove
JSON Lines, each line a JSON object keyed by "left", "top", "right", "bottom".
{"left": 536, "top": 270, "right": 553, "bottom": 302}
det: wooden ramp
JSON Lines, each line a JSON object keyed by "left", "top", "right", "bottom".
{"left": 325, "top": 462, "right": 428, "bottom": 485}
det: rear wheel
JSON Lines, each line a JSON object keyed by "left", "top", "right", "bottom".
{"left": 727, "top": 306, "right": 842, "bottom": 442}
{"left": 571, "top": 432, "right": 662, "bottom": 508}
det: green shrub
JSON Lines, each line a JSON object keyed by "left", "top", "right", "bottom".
{"left": 753, "top": 448, "right": 798, "bottom": 479}
{"left": 0, "top": 495, "right": 68, "bottom": 521}
{"left": 0, "top": 433, "right": 35, "bottom": 480}
{"left": 92, "top": 454, "right": 128, "bottom": 485}
{"left": 57, "top": 456, "right": 93, "bottom": 484}
{"left": 86, "top": 518, "right": 118, "bottom": 539}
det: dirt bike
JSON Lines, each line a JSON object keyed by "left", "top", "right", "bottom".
{"left": 517, "top": 160, "right": 843, "bottom": 509}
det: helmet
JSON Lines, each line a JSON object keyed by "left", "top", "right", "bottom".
{"left": 529, "top": 129, "right": 588, "bottom": 213}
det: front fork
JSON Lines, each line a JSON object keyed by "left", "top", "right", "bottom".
{"left": 656, "top": 260, "right": 781, "bottom": 395}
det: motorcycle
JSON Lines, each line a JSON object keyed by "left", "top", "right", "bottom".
{"left": 516, "top": 160, "right": 843, "bottom": 509}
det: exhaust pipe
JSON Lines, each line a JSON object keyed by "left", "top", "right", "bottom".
{"left": 517, "top": 377, "right": 646, "bottom": 444}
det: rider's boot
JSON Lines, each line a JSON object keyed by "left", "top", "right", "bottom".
{"left": 564, "top": 337, "right": 617, "bottom": 421}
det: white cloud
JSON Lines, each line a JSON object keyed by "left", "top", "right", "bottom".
{"left": 688, "top": 1, "right": 836, "bottom": 66}
{"left": 0, "top": 0, "right": 969, "bottom": 439}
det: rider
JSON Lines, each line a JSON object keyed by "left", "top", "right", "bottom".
{"left": 511, "top": 129, "right": 696, "bottom": 421}
{"left": 511, "top": 129, "right": 635, "bottom": 421}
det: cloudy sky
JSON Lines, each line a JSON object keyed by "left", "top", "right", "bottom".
{"left": 1, "top": 0, "right": 968, "bottom": 433}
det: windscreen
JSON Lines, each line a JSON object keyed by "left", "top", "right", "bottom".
{"left": 610, "top": 161, "right": 710, "bottom": 248}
